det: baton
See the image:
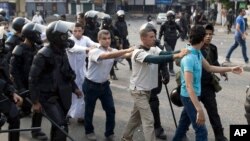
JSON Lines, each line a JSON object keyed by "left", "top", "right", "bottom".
{"left": 21, "top": 91, "right": 76, "bottom": 141}
{"left": 0, "top": 127, "right": 41, "bottom": 133}
{"left": 164, "top": 84, "right": 177, "bottom": 128}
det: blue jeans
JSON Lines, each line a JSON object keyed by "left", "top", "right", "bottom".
{"left": 226, "top": 36, "right": 249, "bottom": 63}
{"left": 172, "top": 96, "right": 208, "bottom": 141}
{"left": 82, "top": 79, "right": 115, "bottom": 137}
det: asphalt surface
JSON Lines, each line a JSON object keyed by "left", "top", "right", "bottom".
{"left": 1, "top": 19, "right": 250, "bottom": 141}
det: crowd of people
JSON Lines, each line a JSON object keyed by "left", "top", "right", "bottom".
{"left": 0, "top": 5, "right": 249, "bottom": 141}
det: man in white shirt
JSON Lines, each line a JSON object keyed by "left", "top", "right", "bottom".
{"left": 121, "top": 23, "right": 188, "bottom": 141}
{"left": 32, "top": 11, "right": 44, "bottom": 25}
{"left": 83, "top": 29, "right": 133, "bottom": 141}
{"left": 66, "top": 23, "right": 99, "bottom": 124}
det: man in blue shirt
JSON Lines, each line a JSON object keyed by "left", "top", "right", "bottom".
{"left": 226, "top": 8, "right": 249, "bottom": 64}
{"left": 173, "top": 25, "right": 243, "bottom": 141}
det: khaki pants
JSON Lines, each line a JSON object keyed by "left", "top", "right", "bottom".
{"left": 122, "top": 90, "right": 156, "bottom": 141}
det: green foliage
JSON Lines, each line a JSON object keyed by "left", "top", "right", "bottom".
{"left": 210, "top": 0, "right": 234, "bottom": 10}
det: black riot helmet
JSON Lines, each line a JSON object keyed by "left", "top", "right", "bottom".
{"left": 170, "top": 87, "right": 183, "bottom": 107}
{"left": 12, "top": 17, "right": 27, "bottom": 33}
{"left": 22, "top": 22, "right": 43, "bottom": 45}
{"left": 84, "top": 10, "right": 98, "bottom": 26}
{"left": 166, "top": 10, "right": 175, "bottom": 22}
{"left": 46, "top": 20, "right": 74, "bottom": 48}
{"left": 0, "top": 8, "right": 6, "bottom": 17}
{"left": 101, "top": 14, "right": 112, "bottom": 29}
{"left": 116, "top": 10, "right": 125, "bottom": 21}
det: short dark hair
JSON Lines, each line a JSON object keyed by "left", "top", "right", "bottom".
{"left": 78, "top": 12, "right": 85, "bottom": 19}
{"left": 238, "top": 8, "right": 245, "bottom": 14}
{"left": 205, "top": 23, "right": 214, "bottom": 32}
{"left": 75, "top": 22, "right": 84, "bottom": 29}
{"left": 98, "top": 29, "right": 110, "bottom": 40}
{"left": 189, "top": 25, "right": 206, "bottom": 45}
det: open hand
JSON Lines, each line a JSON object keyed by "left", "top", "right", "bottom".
{"left": 74, "top": 89, "right": 83, "bottom": 98}
{"left": 178, "top": 48, "right": 189, "bottom": 58}
{"left": 231, "top": 66, "right": 243, "bottom": 74}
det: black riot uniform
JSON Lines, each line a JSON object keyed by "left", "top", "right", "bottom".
{"left": 84, "top": 10, "right": 100, "bottom": 42}
{"left": 159, "top": 10, "right": 182, "bottom": 75}
{"left": 5, "top": 17, "right": 26, "bottom": 63}
{"left": 100, "top": 14, "right": 121, "bottom": 80}
{"left": 9, "top": 22, "right": 48, "bottom": 140}
{"left": 149, "top": 62, "right": 169, "bottom": 140}
{"left": 115, "top": 10, "right": 132, "bottom": 70}
{"left": 29, "top": 21, "right": 81, "bottom": 141}
{"left": 0, "top": 32, "right": 20, "bottom": 141}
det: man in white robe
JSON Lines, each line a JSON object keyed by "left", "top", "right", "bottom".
{"left": 66, "top": 22, "right": 99, "bottom": 123}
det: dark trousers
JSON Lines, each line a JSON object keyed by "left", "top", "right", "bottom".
{"left": 0, "top": 101, "right": 20, "bottom": 141}
{"left": 21, "top": 95, "right": 43, "bottom": 133}
{"left": 164, "top": 39, "right": 177, "bottom": 71}
{"left": 200, "top": 85, "right": 224, "bottom": 137}
{"left": 41, "top": 99, "right": 68, "bottom": 141}
{"left": 149, "top": 92, "right": 162, "bottom": 129}
{"left": 83, "top": 78, "right": 115, "bottom": 137}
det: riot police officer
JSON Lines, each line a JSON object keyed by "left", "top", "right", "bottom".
{"left": 0, "top": 24, "right": 23, "bottom": 141}
{"left": 159, "top": 10, "right": 182, "bottom": 76}
{"left": 100, "top": 14, "right": 122, "bottom": 80}
{"left": 10, "top": 22, "right": 48, "bottom": 140}
{"left": 0, "top": 8, "right": 8, "bottom": 21}
{"left": 115, "top": 10, "right": 132, "bottom": 70}
{"left": 29, "top": 20, "right": 82, "bottom": 141}
{"left": 5, "top": 17, "right": 26, "bottom": 63}
{"left": 84, "top": 10, "right": 100, "bottom": 42}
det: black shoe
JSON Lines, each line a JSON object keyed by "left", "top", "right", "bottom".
{"left": 77, "top": 118, "right": 84, "bottom": 124}
{"left": 215, "top": 136, "right": 228, "bottom": 141}
{"left": 111, "top": 75, "right": 118, "bottom": 80}
{"left": 32, "top": 131, "right": 48, "bottom": 141}
{"left": 155, "top": 127, "right": 167, "bottom": 140}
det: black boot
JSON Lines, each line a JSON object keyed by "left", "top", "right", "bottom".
{"left": 155, "top": 127, "right": 167, "bottom": 140}
{"left": 214, "top": 128, "right": 228, "bottom": 141}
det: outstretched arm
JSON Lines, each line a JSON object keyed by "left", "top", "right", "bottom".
{"left": 202, "top": 58, "right": 243, "bottom": 74}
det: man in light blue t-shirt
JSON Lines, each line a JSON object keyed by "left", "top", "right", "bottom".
{"left": 226, "top": 8, "right": 249, "bottom": 64}
{"left": 173, "top": 25, "right": 243, "bottom": 141}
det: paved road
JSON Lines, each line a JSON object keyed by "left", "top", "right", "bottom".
{"left": 1, "top": 19, "right": 250, "bottom": 141}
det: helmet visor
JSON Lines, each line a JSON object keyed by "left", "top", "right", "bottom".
{"left": 52, "top": 20, "right": 75, "bottom": 34}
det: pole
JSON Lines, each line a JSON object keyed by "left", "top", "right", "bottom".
{"left": 0, "top": 127, "right": 41, "bottom": 133}
{"left": 20, "top": 91, "right": 76, "bottom": 141}
{"left": 164, "top": 84, "right": 177, "bottom": 128}
{"left": 235, "top": 1, "right": 237, "bottom": 17}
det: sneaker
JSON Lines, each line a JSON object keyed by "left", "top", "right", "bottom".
{"left": 225, "top": 58, "right": 231, "bottom": 63}
{"left": 121, "top": 137, "right": 133, "bottom": 141}
{"left": 32, "top": 131, "right": 48, "bottom": 141}
{"left": 86, "top": 133, "right": 97, "bottom": 141}
{"left": 155, "top": 127, "right": 167, "bottom": 140}
{"left": 106, "top": 134, "right": 115, "bottom": 141}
